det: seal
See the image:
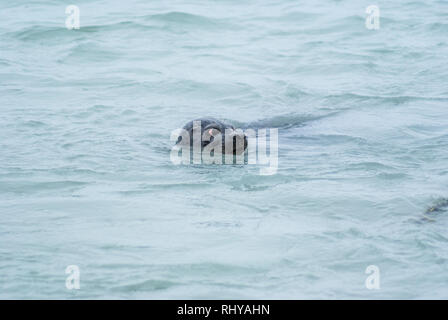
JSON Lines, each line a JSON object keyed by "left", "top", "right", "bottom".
{"left": 175, "top": 118, "right": 248, "bottom": 155}
{"left": 421, "top": 198, "right": 448, "bottom": 222}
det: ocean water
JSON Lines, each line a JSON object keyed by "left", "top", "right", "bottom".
{"left": 1, "top": 0, "right": 448, "bottom": 299}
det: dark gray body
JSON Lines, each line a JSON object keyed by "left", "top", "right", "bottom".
{"left": 176, "top": 118, "right": 248, "bottom": 155}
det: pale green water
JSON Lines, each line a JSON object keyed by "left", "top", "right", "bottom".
{"left": 1, "top": 0, "right": 448, "bottom": 299}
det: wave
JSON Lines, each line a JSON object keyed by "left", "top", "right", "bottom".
{"left": 426, "top": 22, "right": 448, "bottom": 32}
{"left": 111, "top": 279, "right": 179, "bottom": 292}
{"left": 5, "top": 10, "right": 232, "bottom": 43}
{"left": 0, "top": 180, "right": 88, "bottom": 194}
{"left": 229, "top": 111, "right": 340, "bottom": 130}
{"left": 323, "top": 93, "right": 448, "bottom": 103}
{"left": 7, "top": 22, "right": 159, "bottom": 42}
{"left": 140, "top": 11, "right": 223, "bottom": 28}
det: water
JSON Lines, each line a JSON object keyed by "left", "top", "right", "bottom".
{"left": 1, "top": 0, "right": 448, "bottom": 299}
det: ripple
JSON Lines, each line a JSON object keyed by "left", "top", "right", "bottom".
{"left": 0, "top": 180, "right": 89, "bottom": 194}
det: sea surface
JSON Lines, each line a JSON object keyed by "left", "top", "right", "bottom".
{"left": 1, "top": 0, "right": 448, "bottom": 299}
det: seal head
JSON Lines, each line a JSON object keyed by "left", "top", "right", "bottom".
{"left": 176, "top": 118, "right": 248, "bottom": 155}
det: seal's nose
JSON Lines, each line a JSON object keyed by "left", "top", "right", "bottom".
{"left": 232, "top": 133, "right": 248, "bottom": 154}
